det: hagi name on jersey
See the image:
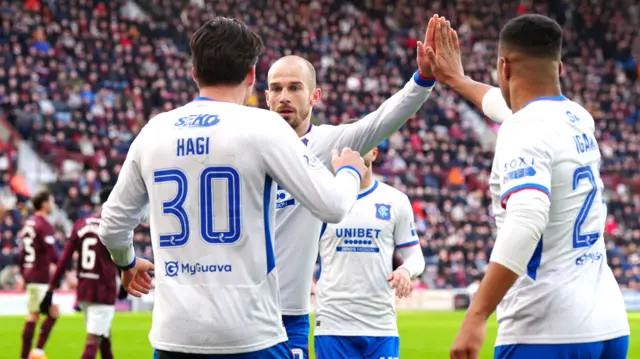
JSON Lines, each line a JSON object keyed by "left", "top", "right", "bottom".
{"left": 177, "top": 137, "right": 210, "bottom": 157}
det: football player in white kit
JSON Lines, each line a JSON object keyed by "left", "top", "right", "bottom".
{"left": 314, "top": 146, "right": 426, "bottom": 359}
{"left": 424, "top": 16, "right": 630, "bottom": 359}
{"left": 264, "top": 15, "right": 442, "bottom": 359}
{"left": 98, "top": 17, "right": 368, "bottom": 359}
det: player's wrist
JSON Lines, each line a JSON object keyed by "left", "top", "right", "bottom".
{"left": 397, "top": 267, "right": 411, "bottom": 280}
{"left": 413, "top": 71, "right": 436, "bottom": 87}
{"left": 336, "top": 165, "right": 362, "bottom": 182}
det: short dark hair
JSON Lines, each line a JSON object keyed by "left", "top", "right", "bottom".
{"left": 32, "top": 191, "right": 51, "bottom": 211}
{"left": 190, "top": 17, "right": 264, "bottom": 87}
{"left": 99, "top": 187, "right": 112, "bottom": 205}
{"left": 499, "top": 14, "right": 563, "bottom": 59}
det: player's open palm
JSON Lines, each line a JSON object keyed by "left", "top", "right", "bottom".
{"left": 121, "top": 257, "right": 155, "bottom": 297}
{"left": 426, "top": 18, "right": 465, "bottom": 86}
{"left": 450, "top": 315, "right": 486, "bottom": 359}
{"left": 331, "top": 148, "right": 367, "bottom": 179}
{"left": 387, "top": 268, "right": 412, "bottom": 298}
{"left": 416, "top": 14, "right": 440, "bottom": 78}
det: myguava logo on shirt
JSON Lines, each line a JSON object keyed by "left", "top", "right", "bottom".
{"left": 165, "top": 261, "right": 179, "bottom": 277}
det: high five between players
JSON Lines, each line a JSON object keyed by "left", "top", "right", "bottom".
{"left": 428, "top": 15, "right": 630, "bottom": 359}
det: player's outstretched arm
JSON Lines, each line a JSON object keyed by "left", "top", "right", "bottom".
{"left": 262, "top": 112, "right": 365, "bottom": 223}
{"left": 97, "top": 133, "right": 149, "bottom": 271}
{"left": 320, "top": 15, "right": 442, "bottom": 156}
{"left": 427, "top": 18, "right": 512, "bottom": 124}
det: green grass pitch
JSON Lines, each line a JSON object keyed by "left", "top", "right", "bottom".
{"left": 0, "top": 312, "right": 638, "bottom": 358}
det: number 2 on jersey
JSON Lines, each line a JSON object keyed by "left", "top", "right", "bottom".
{"left": 153, "top": 167, "right": 241, "bottom": 247}
{"left": 572, "top": 165, "right": 604, "bottom": 248}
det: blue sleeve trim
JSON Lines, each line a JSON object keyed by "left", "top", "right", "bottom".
{"left": 118, "top": 256, "right": 136, "bottom": 270}
{"left": 336, "top": 165, "right": 362, "bottom": 182}
{"left": 413, "top": 71, "right": 436, "bottom": 88}
{"left": 397, "top": 240, "right": 419, "bottom": 248}
{"left": 263, "top": 175, "right": 276, "bottom": 274}
{"left": 500, "top": 183, "right": 550, "bottom": 202}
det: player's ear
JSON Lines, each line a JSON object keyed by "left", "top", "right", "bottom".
{"left": 264, "top": 89, "right": 271, "bottom": 107}
{"left": 246, "top": 66, "right": 256, "bottom": 87}
{"left": 372, "top": 147, "right": 379, "bottom": 161}
{"left": 310, "top": 87, "right": 322, "bottom": 106}
{"left": 500, "top": 57, "right": 510, "bottom": 82}
{"left": 558, "top": 61, "right": 564, "bottom": 77}
{"left": 191, "top": 68, "right": 198, "bottom": 87}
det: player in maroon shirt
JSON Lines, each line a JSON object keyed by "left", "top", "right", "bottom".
{"left": 17, "top": 191, "right": 60, "bottom": 359}
{"left": 42, "top": 187, "right": 123, "bottom": 359}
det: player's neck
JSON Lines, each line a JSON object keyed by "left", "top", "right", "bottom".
{"left": 510, "top": 80, "right": 562, "bottom": 113}
{"left": 360, "top": 169, "right": 374, "bottom": 190}
{"left": 295, "top": 119, "right": 312, "bottom": 138}
{"left": 198, "top": 86, "right": 247, "bottom": 106}
{"left": 34, "top": 210, "right": 47, "bottom": 218}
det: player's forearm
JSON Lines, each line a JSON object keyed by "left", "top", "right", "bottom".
{"left": 466, "top": 262, "right": 520, "bottom": 320}
{"left": 314, "top": 166, "right": 361, "bottom": 223}
{"left": 397, "top": 245, "right": 426, "bottom": 279}
{"left": 449, "top": 77, "right": 512, "bottom": 124}
{"left": 98, "top": 222, "right": 136, "bottom": 269}
{"left": 48, "top": 244, "right": 73, "bottom": 289}
{"left": 341, "top": 72, "right": 435, "bottom": 154}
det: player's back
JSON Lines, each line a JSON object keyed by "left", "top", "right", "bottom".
{"left": 491, "top": 98, "right": 629, "bottom": 345}
{"left": 73, "top": 214, "right": 118, "bottom": 305}
{"left": 140, "top": 100, "right": 287, "bottom": 354}
{"left": 18, "top": 215, "right": 56, "bottom": 284}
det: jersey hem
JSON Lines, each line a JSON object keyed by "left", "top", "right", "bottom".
{"left": 150, "top": 334, "right": 288, "bottom": 355}
{"left": 281, "top": 308, "right": 311, "bottom": 316}
{"left": 314, "top": 329, "right": 399, "bottom": 337}
{"left": 494, "top": 328, "right": 631, "bottom": 347}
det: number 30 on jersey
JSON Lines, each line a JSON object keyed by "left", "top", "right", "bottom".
{"left": 153, "top": 166, "right": 241, "bottom": 247}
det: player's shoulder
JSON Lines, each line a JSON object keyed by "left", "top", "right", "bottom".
{"left": 33, "top": 215, "right": 53, "bottom": 230}
{"left": 372, "top": 181, "right": 410, "bottom": 204}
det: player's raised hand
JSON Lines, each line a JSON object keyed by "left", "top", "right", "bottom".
{"left": 426, "top": 18, "right": 465, "bottom": 86}
{"left": 331, "top": 148, "right": 367, "bottom": 180}
{"left": 387, "top": 268, "right": 412, "bottom": 298}
{"left": 450, "top": 314, "right": 486, "bottom": 359}
{"left": 416, "top": 14, "right": 440, "bottom": 78}
{"left": 121, "top": 257, "right": 155, "bottom": 298}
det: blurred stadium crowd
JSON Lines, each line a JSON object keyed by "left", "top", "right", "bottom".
{"left": 0, "top": 0, "right": 639, "bottom": 291}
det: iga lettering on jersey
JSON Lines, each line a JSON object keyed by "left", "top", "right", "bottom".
{"left": 573, "top": 132, "right": 597, "bottom": 154}
{"left": 165, "top": 260, "right": 232, "bottom": 277}
{"left": 174, "top": 114, "right": 220, "bottom": 128}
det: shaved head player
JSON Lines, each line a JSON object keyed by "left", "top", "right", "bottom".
{"left": 264, "top": 15, "right": 443, "bottom": 359}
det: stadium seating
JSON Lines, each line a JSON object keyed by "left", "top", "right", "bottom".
{"left": 0, "top": 0, "right": 638, "bottom": 291}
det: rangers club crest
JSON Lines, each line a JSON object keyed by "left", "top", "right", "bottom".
{"left": 375, "top": 203, "right": 391, "bottom": 220}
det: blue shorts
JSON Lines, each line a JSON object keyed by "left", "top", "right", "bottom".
{"left": 495, "top": 336, "right": 629, "bottom": 359}
{"left": 153, "top": 342, "right": 291, "bottom": 358}
{"left": 314, "top": 335, "right": 399, "bottom": 359}
{"left": 282, "top": 315, "right": 310, "bottom": 359}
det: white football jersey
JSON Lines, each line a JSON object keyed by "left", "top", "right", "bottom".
{"left": 314, "top": 180, "right": 419, "bottom": 337}
{"left": 489, "top": 96, "right": 630, "bottom": 346}
{"left": 276, "top": 74, "right": 434, "bottom": 315}
{"left": 98, "top": 99, "right": 362, "bottom": 354}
